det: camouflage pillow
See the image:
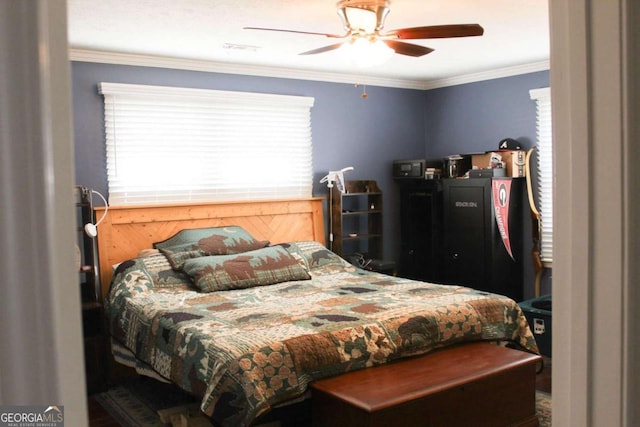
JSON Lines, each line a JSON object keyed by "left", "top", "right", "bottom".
{"left": 154, "top": 226, "right": 269, "bottom": 270}
{"left": 281, "top": 241, "right": 347, "bottom": 270}
{"left": 139, "top": 251, "right": 191, "bottom": 287}
{"left": 182, "top": 245, "right": 311, "bottom": 293}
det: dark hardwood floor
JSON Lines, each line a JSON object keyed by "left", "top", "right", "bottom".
{"left": 87, "top": 394, "right": 122, "bottom": 427}
{"left": 88, "top": 355, "right": 552, "bottom": 426}
{"left": 536, "top": 355, "right": 552, "bottom": 394}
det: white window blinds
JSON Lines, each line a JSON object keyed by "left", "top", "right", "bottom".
{"left": 529, "top": 87, "right": 553, "bottom": 265}
{"left": 99, "top": 83, "right": 314, "bottom": 205}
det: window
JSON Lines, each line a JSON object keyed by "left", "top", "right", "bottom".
{"left": 529, "top": 87, "right": 553, "bottom": 265}
{"left": 99, "top": 83, "right": 314, "bottom": 205}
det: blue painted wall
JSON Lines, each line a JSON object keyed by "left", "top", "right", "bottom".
{"left": 71, "top": 62, "right": 426, "bottom": 261}
{"left": 424, "top": 71, "right": 549, "bottom": 157}
{"left": 71, "top": 62, "right": 549, "bottom": 298}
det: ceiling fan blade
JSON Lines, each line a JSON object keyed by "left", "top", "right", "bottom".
{"left": 385, "top": 24, "right": 484, "bottom": 40}
{"left": 299, "top": 42, "right": 345, "bottom": 55}
{"left": 384, "top": 40, "right": 434, "bottom": 57}
{"left": 243, "top": 27, "right": 346, "bottom": 38}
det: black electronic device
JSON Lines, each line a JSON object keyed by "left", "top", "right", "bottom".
{"left": 393, "top": 159, "right": 444, "bottom": 179}
{"left": 469, "top": 167, "right": 506, "bottom": 178}
{"left": 393, "top": 159, "right": 425, "bottom": 179}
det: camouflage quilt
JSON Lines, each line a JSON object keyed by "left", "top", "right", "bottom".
{"left": 105, "top": 241, "right": 538, "bottom": 427}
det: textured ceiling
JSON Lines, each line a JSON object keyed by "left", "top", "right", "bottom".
{"left": 67, "top": 0, "right": 549, "bottom": 87}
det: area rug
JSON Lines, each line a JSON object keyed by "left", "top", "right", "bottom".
{"left": 537, "top": 391, "right": 552, "bottom": 427}
{"left": 94, "top": 380, "right": 552, "bottom": 426}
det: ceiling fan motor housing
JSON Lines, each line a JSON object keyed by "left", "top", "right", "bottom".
{"left": 337, "top": 0, "right": 390, "bottom": 11}
{"left": 337, "top": 0, "right": 391, "bottom": 33}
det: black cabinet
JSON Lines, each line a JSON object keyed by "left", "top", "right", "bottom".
{"left": 397, "top": 180, "right": 443, "bottom": 282}
{"left": 75, "top": 186, "right": 106, "bottom": 393}
{"left": 441, "top": 178, "right": 524, "bottom": 301}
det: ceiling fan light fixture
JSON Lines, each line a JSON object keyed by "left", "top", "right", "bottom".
{"left": 338, "top": 36, "right": 394, "bottom": 68}
{"left": 344, "top": 7, "right": 377, "bottom": 33}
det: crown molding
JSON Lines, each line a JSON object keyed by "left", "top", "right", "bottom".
{"left": 69, "top": 49, "right": 549, "bottom": 91}
{"left": 421, "top": 60, "right": 550, "bottom": 90}
{"left": 68, "top": 49, "right": 426, "bottom": 90}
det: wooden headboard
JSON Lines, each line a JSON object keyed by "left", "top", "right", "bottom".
{"left": 95, "top": 197, "right": 325, "bottom": 300}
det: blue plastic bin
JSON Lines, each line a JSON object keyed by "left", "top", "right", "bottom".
{"left": 519, "top": 294, "right": 552, "bottom": 357}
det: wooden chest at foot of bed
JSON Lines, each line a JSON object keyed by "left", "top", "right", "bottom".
{"left": 310, "top": 342, "right": 541, "bottom": 427}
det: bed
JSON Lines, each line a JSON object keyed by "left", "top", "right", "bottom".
{"left": 97, "top": 198, "right": 539, "bottom": 426}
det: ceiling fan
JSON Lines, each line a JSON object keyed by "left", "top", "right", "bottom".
{"left": 244, "top": 0, "right": 484, "bottom": 59}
